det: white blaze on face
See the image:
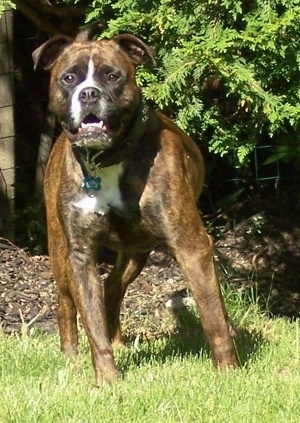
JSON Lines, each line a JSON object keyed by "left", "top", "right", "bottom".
{"left": 73, "top": 163, "right": 124, "bottom": 215}
{"left": 70, "top": 58, "right": 97, "bottom": 125}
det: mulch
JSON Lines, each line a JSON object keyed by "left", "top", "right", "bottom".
{"left": 0, "top": 239, "right": 187, "bottom": 335}
{"left": 1, "top": 186, "right": 300, "bottom": 335}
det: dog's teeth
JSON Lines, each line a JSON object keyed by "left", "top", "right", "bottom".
{"left": 81, "top": 120, "right": 105, "bottom": 129}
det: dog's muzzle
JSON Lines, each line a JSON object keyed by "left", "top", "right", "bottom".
{"left": 63, "top": 86, "right": 123, "bottom": 149}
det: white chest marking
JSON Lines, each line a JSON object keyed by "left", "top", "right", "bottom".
{"left": 73, "top": 163, "right": 124, "bottom": 215}
{"left": 70, "top": 58, "right": 97, "bottom": 124}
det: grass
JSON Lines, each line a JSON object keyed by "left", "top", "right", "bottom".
{"left": 1, "top": 286, "right": 300, "bottom": 423}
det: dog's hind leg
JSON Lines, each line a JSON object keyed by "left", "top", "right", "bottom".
{"left": 104, "top": 251, "right": 150, "bottom": 345}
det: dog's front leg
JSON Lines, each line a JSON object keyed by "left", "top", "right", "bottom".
{"left": 67, "top": 247, "right": 120, "bottom": 386}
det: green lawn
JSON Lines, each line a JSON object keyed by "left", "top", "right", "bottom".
{"left": 1, "top": 286, "right": 300, "bottom": 423}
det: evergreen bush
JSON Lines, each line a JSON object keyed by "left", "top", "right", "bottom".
{"left": 83, "top": 0, "right": 300, "bottom": 165}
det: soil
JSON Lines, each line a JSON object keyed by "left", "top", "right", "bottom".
{"left": 1, "top": 184, "right": 300, "bottom": 336}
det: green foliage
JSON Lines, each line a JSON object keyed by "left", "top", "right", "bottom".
{"left": 13, "top": 200, "right": 47, "bottom": 253}
{"left": 73, "top": 1, "right": 300, "bottom": 164}
{"left": 0, "top": 1, "right": 14, "bottom": 15}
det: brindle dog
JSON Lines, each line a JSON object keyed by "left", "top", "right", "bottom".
{"left": 33, "top": 34, "right": 237, "bottom": 386}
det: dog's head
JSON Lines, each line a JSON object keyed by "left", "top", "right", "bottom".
{"left": 33, "top": 34, "right": 155, "bottom": 152}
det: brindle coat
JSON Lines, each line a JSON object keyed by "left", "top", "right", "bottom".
{"left": 33, "top": 34, "right": 237, "bottom": 386}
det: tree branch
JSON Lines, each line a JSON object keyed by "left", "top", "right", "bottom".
{"left": 11, "top": 0, "right": 88, "bottom": 35}
{"left": 12, "top": 0, "right": 63, "bottom": 35}
{"left": 20, "top": 0, "right": 87, "bottom": 19}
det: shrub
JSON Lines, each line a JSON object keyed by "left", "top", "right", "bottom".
{"left": 83, "top": 0, "right": 300, "bottom": 165}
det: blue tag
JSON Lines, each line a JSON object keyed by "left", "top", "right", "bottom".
{"left": 82, "top": 176, "right": 102, "bottom": 192}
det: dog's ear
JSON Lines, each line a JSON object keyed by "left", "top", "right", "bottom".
{"left": 112, "top": 34, "right": 156, "bottom": 66}
{"left": 32, "top": 35, "right": 74, "bottom": 70}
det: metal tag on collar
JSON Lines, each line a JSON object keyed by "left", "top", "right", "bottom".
{"left": 82, "top": 176, "right": 102, "bottom": 197}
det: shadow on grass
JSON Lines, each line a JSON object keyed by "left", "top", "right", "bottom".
{"left": 118, "top": 306, "right": 266, "bottom": 373}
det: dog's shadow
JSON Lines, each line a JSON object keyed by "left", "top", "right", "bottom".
{"left": 117, "top": 307, "right": 266, "bottom": 374}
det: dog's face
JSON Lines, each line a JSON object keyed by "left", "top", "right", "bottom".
{"left": 33, "top": 34, "right": 155, "bottom": 151}
{"left": 53, "top": 40, "right": 139, "bottom": 149}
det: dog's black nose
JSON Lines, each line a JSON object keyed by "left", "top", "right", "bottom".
{"left": 79, "top": 87, "right": 101, "bottom": 104}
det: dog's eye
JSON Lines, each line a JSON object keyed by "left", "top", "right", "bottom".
{"left": 62, "top": 74, "right": 75, "bottom": 84}
{"left": 107, "top": 73, "right": 120, "bottom": 83}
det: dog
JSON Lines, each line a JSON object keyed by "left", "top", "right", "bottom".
{"left": 32, "top": 33, "right": 237, "bottom": 386}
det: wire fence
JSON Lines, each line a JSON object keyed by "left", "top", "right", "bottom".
{"left": 0, "top": 8, "right": 15, "bottom": 240}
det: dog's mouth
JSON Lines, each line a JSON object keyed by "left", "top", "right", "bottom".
{"left": 64, "top": 113, "right": 122, "bottom": 148}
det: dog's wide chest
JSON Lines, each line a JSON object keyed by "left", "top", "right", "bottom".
{"left": 66, "top": 163, "right": 157, "bottom": 251}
